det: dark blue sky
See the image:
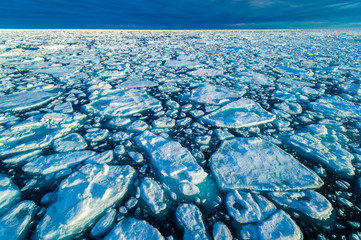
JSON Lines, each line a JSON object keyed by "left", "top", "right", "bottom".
{"left": 1, "top": 0, "right": 361, "bottom": 29}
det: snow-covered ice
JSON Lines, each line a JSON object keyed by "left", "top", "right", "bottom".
{"left": 0, "top": 200, "right": 37, "bottom": 240}
{"left": 211, "top": 137, "right": 323, "bottom": 191}
{"left": 176, "top": 204, "right": 210, "bottom": 240}
{"left": 0, "top": 88, "right": 62, "bottom": 113}
{"left": 0, "top": 175, "right": 21, "bottom": 216}
{"left": 104, "top": 217, "right": 164, "bottom": 240}
{"left": 202, "top": 98, "right": 276, "bottom": 128}
{"left": 268, "top": 190, "right": 333, "bottom": 221}
{"left": 34, "top": 164, "right": 135, "bottom": 239}
{"left": 22, "top": 150, "right": 95, "bottom": 175}
{"left": 139, "top": 177, "right": 167, "bottom": 214}
{"left": 1, "top": 29, "right": 360, "bottom": 239}
{"left": 187, "top": 83, "right": 245, "bottom": 105}
{"left": 84, "top": 89, "right": 161, "bottom": 117}
{"left": 135, "top": 131, "right": 207, "bottom": 187}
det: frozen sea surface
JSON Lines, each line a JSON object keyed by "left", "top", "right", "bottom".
{"left": 0, "top": 29, "right": 361, "bottom": 239}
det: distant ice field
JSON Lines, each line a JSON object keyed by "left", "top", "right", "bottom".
{"left": 0, "top": 29, "right": 361, "bottom": 239}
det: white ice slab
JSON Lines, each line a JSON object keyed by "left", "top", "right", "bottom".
{"left": 140, "top": 177, "right": 167, "bottom": 214}
{"left": 22, "top": 150, "right": 95, "bottom": 175}
{"left": 35, "top": 164, "right": 135, "bottom": 240}
{"left": 84, "top": 89, "right": 162, "bottom": 117}
{"left": 0, "top": 175, "right": 21, "bottom": 216}
{"left": 0, "top": 88, "right": 62, "bottom": 112}
{"left": 104, "top": 217, "right": 164, "bottom": 240}
{"left": 211, "top": 137, "right": 323, "bottom": 191}
{"left": 268, "top": 190, "right": 333, "bottom": 221}
{"left": 0, "top": 201, "right": 37, "bottom": 240}
{"left": 202, "top": 98, "right": 276, "bottom": 128}
{"left": 176, "top": 204, "right": 210, "bottom": 240}
{"left": 135, "top": 131, "right": 207, "bottom": 186}
{"left": 188, "top": 84, "right": 245, "bottom": 105}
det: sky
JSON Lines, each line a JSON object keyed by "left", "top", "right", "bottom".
{"left": 1, "top": 0, "right": 361, "bottom": 29}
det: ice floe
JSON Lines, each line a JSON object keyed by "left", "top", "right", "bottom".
{"left": 268, "top": 190, "right": 333, "bottom": 221}
{"left": 202, "top": 98, "right": 276, "bottom": 128}
{"left": 176, "top": 204, "right": 209, "bottom": 240}
{"left": 309, "top": 96, "right": 361, "bottom": 119}
{"left": 140, "top": 177, "right": 167, "bottom": 214}
{"left": 0, "top": 175, "right": 21, "bottom": 216}
{"left": 104, "top": 217, "right": 164, "bottom": 240}
{"left": 84, "top": 89, "right": 161, "bottom": 117}
{"left": 22, "top": 150, "right": 95, "bottom": 175}
{"left": 0, "top": 88, "right": 62, "bottom": 112}
{"left": 188, "top": 83, "right": 245, "bottom": 105}
{"left": 211, "top": 137, "right": 323, "bottom": 191}
{"left": 52, "top": 133, "right": 87, "bottom": 152}
{"left": 287, "top": 132, "right": 355, "bottom": 177}
{"left": 135, "top": 131, "right": 207, "bottom": 188}
{"left": 34, "top": 164, "right": 135, "bottom": 239}
{"left": 240, "top": 210, "right": 303, "bottom": 240}
{"left": 0, "top": 200, "right": 37, "bottom": 240}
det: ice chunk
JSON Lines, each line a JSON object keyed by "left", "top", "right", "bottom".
{"left": 135, "top": 131, "right": 207, "bottom": 186}
{"left": 153, "top": 117, "right": 175, "bottom": 128}
{"left": 22, "top": 150, "right": 96, "bottom": 175}
{"left": 0, "top": 200, "right": 37, "bottom": 240}
{"left": 84, "top": 128, "right": 109, "bottom": 142}
{"left": 86, "top": 150, "right": 114, "bottom": 164}
{"left": 53, "top": 101, "right": 73, "bottom": 114}
{"left": 35, "top": 164, "right": 135, "bottom": 240}
{"left": 202, "top": 98, "right": 276, "bottom": 128}
{"left": 195, "top": 135, "right": 211, "bottom": 145}
{"left": 106, "top": 117, "right": 131, "bottom": 129}
{"left": 0, "top": 175, "right": 21, "bottom": 216}
{"left": 309, "top": 96, "right": 361, "bottom": 118}
{"left": 214, "top": 129, "right": 234, "bottom": 140}
{"left": 287, "top": 132, "right": 355, "bottom": 177}
{"left": 128, "top": 151, "right": 144, "bottom": 163}
{"left": 90, "top": 208, "right": 116, "bottom": 238}
{"left": 226, "top": 190, "right": 276, "bottom": 225}
{"left": 213, "top": 222, "right": 232, "bottom": 240}
{"left": 176, "top": 204, "right": 210, "bottom": 240}
{"left": 240, "top": 210, "right": 303, "bottom": 240}
{"left": 268, "top": 190, "right": 333, "bottom": 221}
{"left": 104, "top": 217, "right": 164, "bottom": 240}
{"left": 118, "top": 79, "right": 157, "bottom": 88}
{"left": 165, "top": 60, "right": 203, "bottom": 68}
{"left": 189, "top": 68, "right": 222, "bottom": 77}
{"left": 0, "top": 88, "right": 62, "bottom": 112}
{"left": 3, "top": 149, "right": 42, "bottom": 165}
{"left": 226, "top": 191, "right": 262, "bottom": 224}
{"left": 274, "top": 102, "right": 302, "bottom": 115}
{"left": 211, "top": 138, "right": 323, "bottom": 191}
{"left": 179, "top": 180, "right": 200, "bottom": 196}
{"left": 52, "top": 133, "right": 87, "bottom": 152}
{"left": 84, "top": 89, "right": 161, "bottom": 117}
{"left": 188, "top": 84, "right": 245, "bottom": 105}
{"left": 140, "top": 177, "right": 167, "bottom": 214}
{"left": 127, "top": 120, "right": 149, "bottom": 132}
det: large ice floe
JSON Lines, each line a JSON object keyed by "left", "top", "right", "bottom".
{"left": 187, "top": 83, "right": 246, "bottom": 105}
{"left": 34, "top": 164, "right": 135, "bottom": 239}
{"left": 0, "top": 29, "right": 361, "bottom": 239}
{"left": 211, "top": 137, "right": 323, "bottom": 191}
{"left": 135, "top": 131, "right": 207, "bottom": 195}
{"left": 84, "top": 89, "right": 161, "bottom": 117}
{"left": 201, "top": 98, "right": 276, "bottom": 128}
{"left": 0, "top": 88, "right": 62, "bottom": 112}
